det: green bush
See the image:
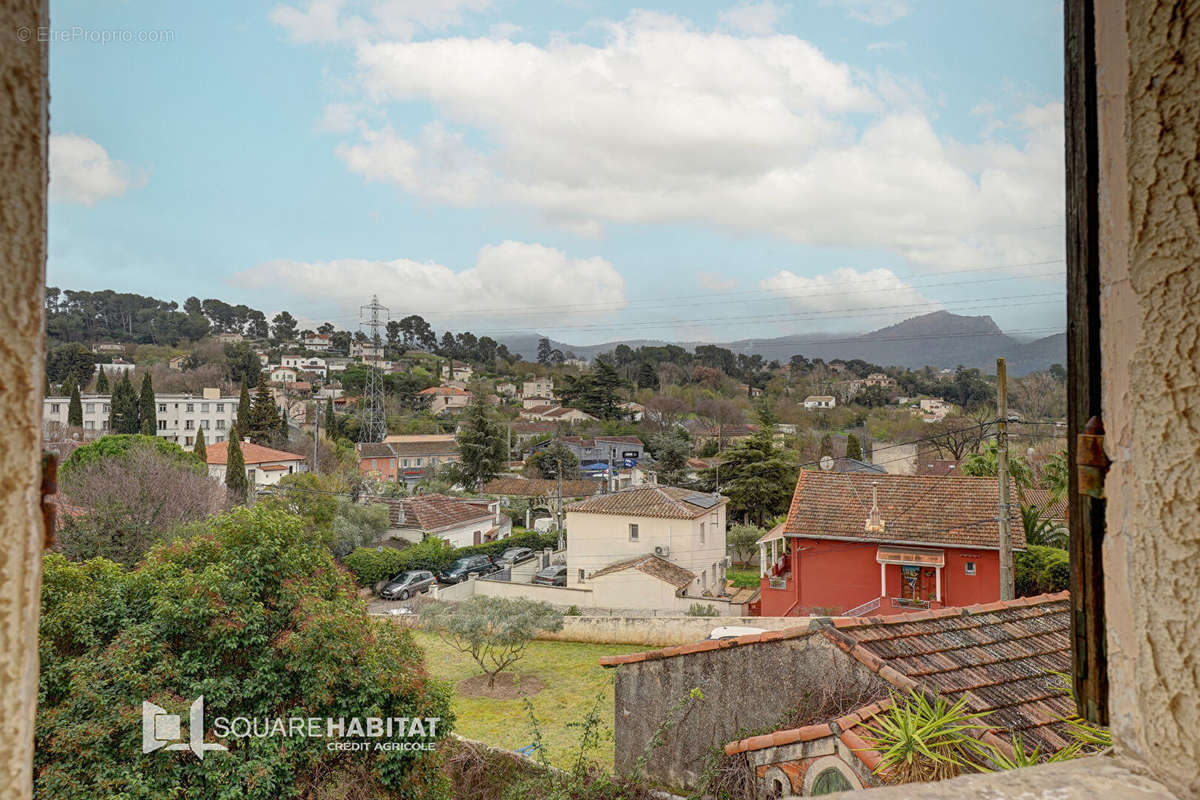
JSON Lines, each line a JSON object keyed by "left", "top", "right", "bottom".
{"left": 685, "top": 603, "right": 720, "bottom": 617}
{"left": 36, "top": 505, "right": 453, "bottom": 799}
{"left": 343, "top": 532, "right": 560, "bottom": 588}
{"left": 1015, "top": 545, "right": 1070, "bottom": 596}
{"left": 59, "top": 433, "right": 200, "bottom": 485}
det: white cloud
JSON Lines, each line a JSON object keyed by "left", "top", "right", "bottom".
{"left": 761, "top": 267, "right": 938, "bottom": 325}
{"left": 718, "top": 1, "right": 785, "bottom": 35}
{"left": 698, "top": 271, "right": 738, "bottom": 292}
{"left": 49, "top": 134, "right": 144, "bottom": 206}
{"left": 825, "top": 0, "right": 910, "bottom": 26}
{"left": 231, "top": 241, "right": 627, "bottom": 325}
{"left": 291, "top": 11, "right": 1062, "bottom": 271}
{"left": 271, "top": 0, "right": 491, "bottom": 44}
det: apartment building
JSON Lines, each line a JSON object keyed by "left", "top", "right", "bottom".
{"left": 42, "top": 387, "right": 240, "bottom": 449}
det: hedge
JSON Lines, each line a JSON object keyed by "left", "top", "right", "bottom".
{"left": 1015, "top": 545, "right": 1070, "bottom": 596}
{"left": 342, "top": 530, "right": 559, "bottom": 588}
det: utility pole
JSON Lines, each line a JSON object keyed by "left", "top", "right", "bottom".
{"left": 357, "top": 295, "right": 389, "bottom": 444}
{"left": 555, "top": 448, "right": 564, "bottom": 551}
{"left": 996, "top": 357, "right": 1014, "bottom": 600}
{"left": 312, "top": 396, "right": 321, "bottom": 473}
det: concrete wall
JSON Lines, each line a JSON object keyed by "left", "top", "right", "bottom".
{"left": 612, "top": 629, "right": 881, "bottom": 790}
{"left": 539, "top": 616, "right": 809, "bottom": 647}
{"left": 473, "top": 578, "right": 595, "bottom": 606}
{"left": 1099, "top": 2, "right": 1200, "bottom": 795}
{"left": 0, "top": 3, "right": 47, "bottom": 797}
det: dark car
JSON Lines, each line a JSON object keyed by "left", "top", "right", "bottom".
{"left": 379, "top": 570, "right": 436, "bottom": 600}
{"left": 497, "top": 546, "right": 535, "bottom": 566}
{"left": 532, "top": 565, "right": 567, "bottom": 587}
{"left": 439, "top": 555, "right": 500, "bottom": 584}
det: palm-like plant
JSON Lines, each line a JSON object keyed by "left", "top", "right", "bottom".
{"left": 857, "top": 690, "right": 993, "bottom": 784}
{"left": 1021, "top": 504, "right": 1068, "bottom": 547}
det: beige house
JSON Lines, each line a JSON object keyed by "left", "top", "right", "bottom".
{"left": 205, "top": 440, "right": 307, "bottom": 488}
{"left": 521, "top": 377, "right": 554, "bottom": 399}
{"left": 417, "top": 385, "right": 473, "bottom": 415}
{"left": 564, "top": 486, "right": 728, "bottom": 597}
{"left": 440, "top": 360, "right": 473, "bottom": 382}
{"left": 804, "top": 395, "right": 836, "bottom": 409}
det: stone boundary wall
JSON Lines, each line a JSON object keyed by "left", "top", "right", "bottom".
{"left": 538, "top": 615, "right": 809, "bottom": 646}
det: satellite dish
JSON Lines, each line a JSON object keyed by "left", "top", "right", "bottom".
{"left": 820, "top": 456, "right": 834, "bottom": 471}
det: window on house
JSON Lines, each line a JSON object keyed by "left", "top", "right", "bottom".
{"left": 85, "top": 404, "right": 94, "bottom": 413}
{"left": 186, "top": 403, "right": 194, "bottom": 412}
{"left": 201, "top": 419, "right": 210, "bottom": 429}
{"left": 578, "top": 569, "right": 585, "bottom": 582}
{"left": 185, "top": 436, "right": 192, "bottom": 446}
{"left": 629, "top": 523, "right": 639, "bottom": 541}
{"left": 216, "top": 420, "right": 225, "bottom": 429}
{"left": 965, "top": 561, "right": 977, "bottom": 576}
{"left": 157, "top": 420, "right": 166, "bottom": 430}
{"left": 215, "top": 435, "right": 223, "bottom": 443}
{"left": 158, "top": 403, "right": 166, "bottom": 413}
{"left": 699, "top": 522, "right": 705, "bottom": 544}
{"left": 85, "top": 421, "right": 94, "bottom": 430}
{"left": 201, "top": 403, "right": 209, "bottom": 412}
{"left": 216, "top": 403, "right": 224, "bottom": 412}
{"left": 185, "top": 420, "right": 194, "bottom": 430}
{"left": 50, "top": 404, "right": 59, "bottom": 413}
{"left": 103, "top": 403, "right": 110, "bottom": 412}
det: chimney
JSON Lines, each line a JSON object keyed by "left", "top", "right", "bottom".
{"left": 865, "top": 481, "right": 886, "bottom": 534}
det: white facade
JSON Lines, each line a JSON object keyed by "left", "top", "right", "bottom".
{"left": 565, "top": 504, "right": 728, "bottom": 595}
{"left": 281, "top": 355, "right": 327, "bottom": 377}
{"left": 269, "top": 366, "right": 299, "bottom": 383}
{"left": 302, "top": 334, "right": 332, "bottom": 351}
{"left": 101, "top": 360, "right": 136, "bottom": 376}
{"left": 351, "top": 342, "right": 384, "bottom": 359}
{"left": 42, "top": 387, "right": 239, "bottom": 449}
{"left": 804, "top": 395, "right": 836, "bottom": 409}
{"left": 521, "top": 378, "right": 554, "bottom": 399}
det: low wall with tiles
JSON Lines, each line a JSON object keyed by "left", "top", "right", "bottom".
{"left": 538, "top": 615, "right": 808, "bottom": 647}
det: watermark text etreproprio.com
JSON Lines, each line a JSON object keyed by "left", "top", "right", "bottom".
{"left": 16, "top": 26, "right": 175, "bottom": 44}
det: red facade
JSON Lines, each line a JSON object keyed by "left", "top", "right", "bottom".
{"left": 758, "top": 537, "right": 1003, "bottom": 617}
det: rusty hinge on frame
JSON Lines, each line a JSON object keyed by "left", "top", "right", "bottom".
{"left": 41, "top": 452, "right": 58, "bottom": 549}
{"left": 1077, "top": 416, "right": 1110, "bottom": 498}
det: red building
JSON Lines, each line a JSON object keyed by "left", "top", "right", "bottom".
{"left": 757, "top": 471, "right": 1024, "bottom": 617}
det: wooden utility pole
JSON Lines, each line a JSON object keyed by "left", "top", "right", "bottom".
{"left": 996, "top": 357, "right": 1014, "bottom": 600}
{"left": 312, "top": 397, "right": 321, "bottom": 473}
{"left": 555, "top": 444, "right": 564, "bottom": 551}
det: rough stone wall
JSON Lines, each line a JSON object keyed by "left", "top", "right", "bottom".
{"left": 0, "top": 2, "right": 48, "bottom": 799}
{"left": 611, "top": 630, "right": 883, "bottom": 790}
{"left": 1101, "top": 1, "right": 1200, "bottom": 796}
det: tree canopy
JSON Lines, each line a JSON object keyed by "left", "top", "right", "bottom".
{"left": 421, "top": 596, "right": 563, "bottom": 688}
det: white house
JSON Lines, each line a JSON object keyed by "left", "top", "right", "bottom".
{"left": 521, "top": 378, "right": 554, "bottom": 400}
{"left": 440, "top": 360, "right": 474, "bottom": 382}
{"left": 42, "top": 387, "right": 239, "bottom": 449}
{"left": 350, "top": 342, "right": 384, "bottom": 360}
{"left": 418, "top": 386, "right": 472, "bottom": 415}
{"left": 371, "top": 493, "right": 509, "bottom": 548}
{"left": 564, "top": 486, "right": 728, "bottom": 597}
{"left": 281, "top": 355, "right": 327, "bottom": 377}
{"left": 302, "top": 333, "right": 332, "bottom": 351}
{"left": 103, "top": 359, "right": 136, "bottom": 376}
{"left": 205, "top": 440, "right": 307, "bottom": 488}
{"left": 269, "top": 366, "right": 299, "bottom": 383}
{"left": 495, "top": 382, "right": 518, "bottom": 398}
{"left": 804, "top": 395, "right": 836, "bottom": 410}
{"left": 917, "top": 397, "right": 952, "bottom": 422}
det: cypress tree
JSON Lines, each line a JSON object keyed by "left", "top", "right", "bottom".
{"left": 818, "top": 433, "right": 833, "bottom": 462}
{"left": 324, "top": 395, "right": 337, "bottom": 438}
{"left": 248, "top": 374, "right": 280, "bottom": 444}
{"left": 845, "top": 434, "right": 863, "bottom": 461}
{"left": 193, "top": 425, "right": 207, "bottom": 464}
{"left": 95, "top": 366, "right": 109, "bottom": 393}
{"left": 278, "top": 406, "right": 289, "bottom": 441}
{"left": 65, "top": 376, "right": 83, "bottom": 427}
{"left": 234, "top": 379, "right": 251, "bottom": 438}
{"left": 225, "top": 435, "right": 249, "bottom": 504}
{"left": 109, "top": 373, "right": 140, "bottom": 434}
{"left": 139, "top": 374, "right": 157, "bottom": 436}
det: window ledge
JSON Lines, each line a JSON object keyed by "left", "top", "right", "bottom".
{"left": 827, "top": 757, "right": 1176, "bottom": 799}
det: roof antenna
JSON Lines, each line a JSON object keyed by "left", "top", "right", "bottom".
{"left": 865, "top": 481, "right": 886, "bottom": 534}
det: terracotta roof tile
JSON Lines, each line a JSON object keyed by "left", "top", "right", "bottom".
{"left": 370, "top": 493, "right": 493, "bottom": 532}
{"left": 206, "top": 440, "right": 305, "bottom": 466}
{"left": 587, "top": 554, "right": 695, "bottom": 590}
{"left": 482, "top": 477, "right": 601, "bottom": 498}
{"left": 565, "top": 485, "right": 727, "bottom": 520}
{"left": 783, "top": 470, "right": 1026, "bottom": 550}
{"left": 1021, "top": 489, "right": 1069, "bottom": 520}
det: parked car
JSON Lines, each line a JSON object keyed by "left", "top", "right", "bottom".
{"left": 439, "top": 555, "right": 500, "bottom": 584}
{"left": 497, "top": 546, "right": 535, "bottom": 566}
{"left": 532, "top": 565, "right": 567, "bottom": 587}
{"left": 379, "top": 570, "right": 436, "bottom": 600}
{"left": 706, "top": 625, "right": 767, "bottom": 641}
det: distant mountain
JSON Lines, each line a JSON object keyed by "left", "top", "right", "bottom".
{"left": 496, "top": 311, "right": 1065, "bottom": 376}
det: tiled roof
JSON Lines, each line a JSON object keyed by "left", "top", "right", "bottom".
{"left": 206, "top": 441, "right": 305, "bottom": 466}
{"left": 523, "top": 405, "right": 556, "bottom": 414}
{"left": 1022, "top": 489, "right": 1068, "bottom": 520}
{"left": 824, "top": 592, "right": 1074, "bottom": 754}
{"left": 830, "top": 457, "right": 887, "bottom": 474}
{"left": 372, "top": 493, "right": 493, "bottom": 532}
{"left": 388, "top": 440, "right": 458, "bottom": 457}
{"left": 783, "top": 470, "right": 1026, "bottom": 550}
{"left": 356, "top": 442, "right": 395, "bottom": 459}
{"left": 418, "top": 386, "right": 473, "bottom": 396}
{"left": 565, "top": 486, "right": 727, "bottom": 520}
{"left": 587, "top": 554, "right": 695, "bottom": 590}
{"left": 543, "top": 407, "right": 596, "bottom": 419}
{"left": 482, "top": 477, "right": 601, "bottom": 498}
{"left": 510, "top": 422, "right": 556, "bottom": 435}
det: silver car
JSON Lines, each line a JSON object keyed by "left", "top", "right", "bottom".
{"left": 380, "top": 570, "right": 436, "bottom": 600}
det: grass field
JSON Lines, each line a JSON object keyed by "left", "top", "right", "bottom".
{"left": 726, "top": 568, "right": 760, "bottom": 588}
{"left": 412, "top": 631, "right": 647, "bottom": 769}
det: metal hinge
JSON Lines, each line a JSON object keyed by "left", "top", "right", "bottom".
{"left": 1077, "top": 416, "right": 1110, "bottom": 499}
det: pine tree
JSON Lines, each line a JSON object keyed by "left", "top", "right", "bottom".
{"left": 65, "top": 376, "right": 83, "bottom": 427}
{"left": 138, "top": 373, "right": 157, "bottom": 436}
{"left": 109, "top": 373, "right": 140, "bottom": 434}
{"left": 193, "top": 425, "right": 207, "bottom": 464}
{"left": 714, "top": 403, "right": 799, "bottom": 526}
{"left": 455, "top": 400, "right": 507, "bottom": 491}
{"left": 234, "top": 379, "right": 252, "bottom": 438}
{"left": 95, "top": 366, "right": 109, "bottom": 393}
{"left": 818, "top": 434, "right": 833, "bottom": 461}
{"left": 225, "top": 435, "right": 249, "bottom": 504}
{"left": 636, "top": 362, "right": 659, "bottom": 390}
{"left": 845, "top": 433, "right": 863, "bottom": 461}
{"left": 247, "top": 375, "right": 280, "bottom": 444}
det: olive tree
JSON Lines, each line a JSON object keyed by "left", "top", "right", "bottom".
{"left": 422, "top": 596, "right": 563, "bottom": 688}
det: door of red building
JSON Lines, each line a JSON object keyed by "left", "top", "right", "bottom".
{"left": 919, "top": 567, "right": 936, "bottom": 600}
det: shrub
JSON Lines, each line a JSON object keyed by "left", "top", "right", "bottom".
{"left": 1015, "top": 545, "right": 1070, "bottom": 596}
{"left": 59, "top": 433, "right": 200, "bottom": 483}
{"left": 342, "top": 532, "right": 560, "bottom": 589}
{"left": 36, "top": 505, "right": 453, "bottom": 799}
{"left": 685, "top": 603, "right": 719, "bottom": 617}
{"left": 421, "top": 596, "right": 563, "bottom": 688}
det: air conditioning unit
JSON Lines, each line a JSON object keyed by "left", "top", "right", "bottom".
{"left": 654, "top": 545, "right": 670, "bottom": 558}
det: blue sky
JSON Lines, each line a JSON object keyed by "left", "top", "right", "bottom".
{"left": 48, "top": 0, "right": 1065, "bottom": 345}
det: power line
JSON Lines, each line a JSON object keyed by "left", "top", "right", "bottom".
{"left": 357, "top": 295, "right": 389, "bottom": 444}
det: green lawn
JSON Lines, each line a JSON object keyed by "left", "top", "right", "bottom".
{"left": 726, "top": 568, "right": 760, "bottom": 588}
{"left": 411, "top": 631, "right": 646, "bottom": 769}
